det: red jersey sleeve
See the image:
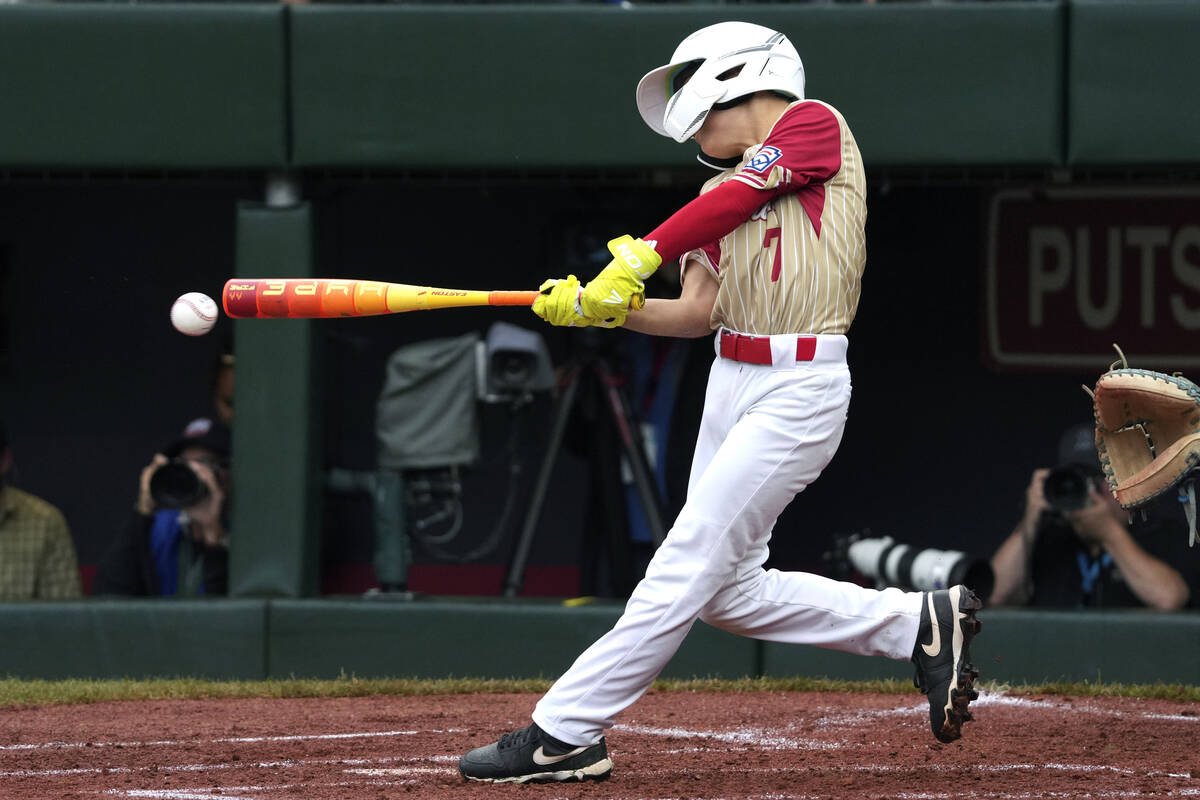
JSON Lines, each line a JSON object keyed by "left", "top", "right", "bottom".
{"left": 730, "top": 102, "right": 843, "bottom": 192}
{"left": 644, "top": 102, "right": 843, "bottom": 263}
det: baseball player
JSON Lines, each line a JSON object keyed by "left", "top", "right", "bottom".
{"left": 459, "top": 21, "right": 983, "bottom": 784}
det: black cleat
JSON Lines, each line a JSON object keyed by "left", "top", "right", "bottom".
{"left": 458, "top": 722, "right": 613, "bottom": 784}
{"left": 911, "top": 585, "right": 983, "bottom": 743}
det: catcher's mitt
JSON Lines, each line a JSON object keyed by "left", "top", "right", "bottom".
{"left": 1091, "top": 354, "right": 1200, "bottom": 547}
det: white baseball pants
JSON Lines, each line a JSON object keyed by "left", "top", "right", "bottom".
{"left": 533, "top": 332, "right": 923, "bottom": 746}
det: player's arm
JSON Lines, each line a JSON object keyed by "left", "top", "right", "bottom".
{"left": 1069, "top": 492, "right": 1191, "bottom": 610}
{"left": 988, "top": 468, "right": 1048, "bottom": 607}
{"left": 575, "top": 185, "right": 764, "bottom": 323}
{"left": 578, "top": 104, "right": 841, "bottom": 320}
{"left": 642, "top": 102, "right": 843, "bottom": 264}
{"left": 622, "top": 257, "right": 718, "bottom": 339}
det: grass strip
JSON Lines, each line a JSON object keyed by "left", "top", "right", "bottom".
{"left": 0, "top": 676, "right": 1195, "bottom": 708}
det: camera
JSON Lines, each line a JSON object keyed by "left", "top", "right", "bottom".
{"left": 843, "top": 535, "right": 994, "bottom": 600}
{"left": 475, "top": 321, "right": 554, "bottom": 404}
{"left": 1043, "top": 464, "right": 1100, "bottom": 513}
{"left": 149, "top": 459, "right": 210, "bottom": 509}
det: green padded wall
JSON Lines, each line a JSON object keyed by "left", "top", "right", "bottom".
{"left": 267, "top": 600, "right": 758, "bottom": 680}
{"left": 764, "top": 609, "right": 1200, "bottom": 685}
{"left": 0, "top": 601, "right": 266, "bottom": 680}
{"left": 230, "top": 202, "right": 323, "bottom": 598}
{"left": 793, "top": 3, "right": 1063, "bottom": 166}
{"left": 8, "top": 3, "right": 1200, "bottom": 170}
{"left": 1069, "top": 1, "right": 1200, "bottom": 165}
{"left": 289, "top": 3, "right": 1063, "bottom": 169}
{"left": 0, "top": 602, "right": 1195, "bottom": 683}
{"left": 0, "top": 4, "right": 286, "bottom": 168}
{"left": 967, "top": 609, "right": 1200, "bottom": 685}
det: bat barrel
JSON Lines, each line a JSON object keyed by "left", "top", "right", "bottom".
{"left": 222, "top": 279, "right": 538, "bottom": 318}
{"left": 224, "top": 279, "right": 360, "bottom": 318}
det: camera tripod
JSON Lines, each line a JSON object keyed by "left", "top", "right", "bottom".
{"left": 503, "top": 336, "right": 668, "bottom": 597}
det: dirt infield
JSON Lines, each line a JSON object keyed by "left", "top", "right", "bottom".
{"left": 0, "top": 689, "right": 1196, "bottom": 799}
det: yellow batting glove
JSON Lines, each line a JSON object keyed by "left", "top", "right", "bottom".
{"left": 532, "top": 275, "right": 594, "bottom": 327}
{"left": 579, "top": 235, "right": 661, "bottom": 321}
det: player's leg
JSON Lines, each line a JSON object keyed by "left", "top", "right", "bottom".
{"left": 698, "top": 554, "right": 983, "bottom": 742}
{"left": 461, "top": 358, "right": 846, "bottom": 782}
{"left": 529, "top": 358, "right": 851, "bottom": 745}
{"left": 699, "top": 566, "right": 922, "bottom": 658}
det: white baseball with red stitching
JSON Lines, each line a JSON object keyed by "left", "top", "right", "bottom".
{"left": 170, "top": 292, "right": 218, "bottom": 336}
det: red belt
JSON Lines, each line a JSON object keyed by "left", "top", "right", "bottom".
{"left": 719, "top": 330, "right": 817, "bottom": 365}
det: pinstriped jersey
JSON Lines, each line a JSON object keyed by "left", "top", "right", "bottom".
{"left": 682, "top": 100, "right": 867, "bottom": 336}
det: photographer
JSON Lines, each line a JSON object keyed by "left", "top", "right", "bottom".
{"left": 989, "top": 423, "right": 1196, "bottom": 610}
{"left": 93, "top": 418, "right": 231, "bottom": 596}
{"left": 0, "top": 420, "right": 82, "bottom": 600}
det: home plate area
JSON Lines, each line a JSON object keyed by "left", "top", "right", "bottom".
{"left": 0, "top": 691, "right": 1195, "bottom": 799}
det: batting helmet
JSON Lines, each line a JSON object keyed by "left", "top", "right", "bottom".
{"left": 635, "top": 21, "right": 806, "bottom": 144}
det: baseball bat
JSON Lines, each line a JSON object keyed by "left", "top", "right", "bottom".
{"left": 222, "top": 278, "right": 542, "bottom": 319}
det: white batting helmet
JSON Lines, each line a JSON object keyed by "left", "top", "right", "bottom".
{"left": 636, "top": 21, "right": 806, "bottom": 143}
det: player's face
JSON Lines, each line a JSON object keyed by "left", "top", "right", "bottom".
{"left": 693, "top": 106, "right": 748, "bottom": 159}
{"left": 671, "top": 62, "right": 751, "bottom": 158}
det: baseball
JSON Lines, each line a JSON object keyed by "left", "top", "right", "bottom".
{"left": 171, "top": 292, "right": 219, "bottom": 336}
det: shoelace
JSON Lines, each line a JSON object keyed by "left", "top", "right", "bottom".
{"left": 497, "top": 725, "right": 538, "bottom": 751}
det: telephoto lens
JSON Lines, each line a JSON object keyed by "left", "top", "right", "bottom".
{"left": 148, "top": 460, "right": 210, "bottom": 509}
{"left": 846, "top": 535, "right": 994, "bottom": 601}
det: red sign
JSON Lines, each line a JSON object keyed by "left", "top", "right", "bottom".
{"left": 987, "top": 188, "right": 1200, "bottom": 369}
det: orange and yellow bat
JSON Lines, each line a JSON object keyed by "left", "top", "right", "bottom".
{"left": 222, "top": 279, "right": 542, "bottom": 319}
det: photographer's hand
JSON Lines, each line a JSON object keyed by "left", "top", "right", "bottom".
{"left": 184, "top": 460, "right": 227, "bottom": 548}
{"left": 1064, "top": 488, "right": 1124, "bottom": 549}
{"left": 136, "top": 454, "right": 169, "bottom": 516}
{"left": 1020, "top": 468, "right": 1051, "bottom": 537}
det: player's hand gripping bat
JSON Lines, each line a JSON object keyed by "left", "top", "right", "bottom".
{"left": 223, "top": 278, "right": 542, "bottom": 318}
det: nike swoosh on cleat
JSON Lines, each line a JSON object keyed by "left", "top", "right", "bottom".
{"left": 921, "top": 592, "right": 941, "bottom": 657}
{"left": 532, "top": 745, "right": 589, "bottom": 766}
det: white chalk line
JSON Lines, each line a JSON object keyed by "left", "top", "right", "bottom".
{"left": 98, "top": 790, "right": 1200, "bottom": 800}
{"left": 795, "top": 691, "right": 1200, "bottom": 729}
{"left": 0, "top": 753, "right": 453, "bottom": 779}
{"left": 614, "top": 723, "right": 841, "bottom": 751}
{"left": 2, "top": 695, "right": 1192, "bottom": 798}
{"left": 623, "top": 762, "right": 1193, "bottom": 780}
{"left": 65, "top": 748, "right": 1196, "bottom": 800}
{"left": 580, "top": 790, "right": 1200, "bottom": 800}
{"left": 3, "top": 690, "right": 1190, "bottom": 758}
{"left": 103, "top": 779, "right": 404, "bottom": 800}
{"left": 973, "top": 692, "right": 1200, "bottom": 724}
{"left": 613, "top": 722, "right": 1193, "bottom": 781}
{"left": 0, "top": 727, "right": 463, "bottom": 752}
{"left": 344, "top": 766, "right": 448, "bottom": 776}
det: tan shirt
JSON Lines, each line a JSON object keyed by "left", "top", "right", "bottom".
{"left": 0, "top": 486, "right": 82, "bottom": 600}
{"left": 683, "top": 100, "right": 867, "bottom": 335}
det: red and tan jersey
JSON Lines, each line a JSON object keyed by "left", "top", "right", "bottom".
{"left": 683, "top": 100, "right": 867, "bottom": 335}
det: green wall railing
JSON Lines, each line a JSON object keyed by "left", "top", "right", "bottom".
{"left": 1, "top": 601, "right": 1196, "bottom": 685}
{"left": 1, "top": 2, "right": 1196, "bottom": 171}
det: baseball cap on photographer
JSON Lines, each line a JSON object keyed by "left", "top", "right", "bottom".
{"left": 163, "top": 417, "right": 231, "bottom": 459}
